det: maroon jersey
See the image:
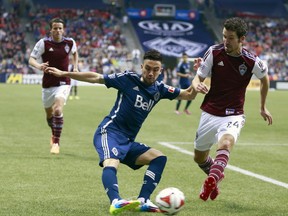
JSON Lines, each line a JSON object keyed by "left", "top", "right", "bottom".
{"left": 30, "top": 37, "right": 77, "bottom": 88}
{"left": 197, "top": 44, "right": 267, "bottom": 116}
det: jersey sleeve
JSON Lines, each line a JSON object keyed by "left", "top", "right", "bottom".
{"left": 197, "top": 47, "right": 213, "bottom": 78}
{"left": 160, "top": 82, "right": 181, "bottom": 100}
{"left": 252, "top": 56, "right": 268, "bottom": 79}
{"left": 104, "top": 71, "right": 130, "bottom": 91}
{"left": 30, "top": 39, "right": 45, "bottom": 59}
{"left": 70, "top": 38, "right": 77, "bottom": 54}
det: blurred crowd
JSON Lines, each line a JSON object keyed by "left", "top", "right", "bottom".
{"left": 0, "top": 3, "right": 31, "bottom": 74}
{"left": 245, "top": 18, "right": 288, "bottom": 81}
{"left": 0, "top": 1, "right": 287, "bottom": 81}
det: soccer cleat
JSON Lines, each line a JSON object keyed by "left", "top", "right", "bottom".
{"left": 199, "top": 176, "right": 216, "bottom": 201}
{"left": 209, "top": 186, "right": 219, "bottom": 201}
{"left": 109, "top": 199, "right": 140, "bottom": 215}
{"left": 135, "top": 198, "right": 162, "bottom": 213}
{"left": 210, "top": 173, "right": 225, "bottom": 201}
{"left": 50, "top": 143, "right": 60, "bottom": 154}
{"left": 69, "top": 96, "right": 74, "bottom": 100}
{"left": 184, "top": 109, "right": 191, "bottom": 115}
{"left": 175, "top": 110, "right": 181, "bottom": 115}
{"left": 75, "top": 96, "right": 80, "bottom": 100}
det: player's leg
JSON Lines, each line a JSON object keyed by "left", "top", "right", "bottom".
{"left": 194, "top": 111, "right": 218, "bottom": 201}
{"left": 184, "top": 100, "right": 192, "bottom": 115}
{"left": 42, "top": 88, "right": 56, "bottom": 149}
{"left": 69, "top": 86, "right": 74, "bottom": 100}
{"left": 50, "top": 85, "right": 70, "bottom": 154}
{"left": 51, "top": 97, "right": 65, "bottom": 145}
{"left": 74, "top": 84, "right": 79, "bottom": 99}
{"left": 175, "top": 100, "right": 181, "bottom": 114}
{"left": 45, "top": 107, "right": 54, "bottom": 146}
{"left": 102, "top": 158, "right": 121, "bottom": 203}
{"left": 124, "top": 145, "right": 167, "bottom": 212}
{"left": 200, "top": 115, "right": 245, "bottom": 200}
{"left": 137, "top": 148, "right": 167, "bottom": 201}
{"left": 194, "top": 149, "right": 212, "bottom": 175}
{"left": 182, "top": 82, "right": 192, "bottom": 115}
{"left": 94, "top": 129, "right": 140, "bottom": 215}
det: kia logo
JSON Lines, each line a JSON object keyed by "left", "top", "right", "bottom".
{"left": 138, "top": 20, "right": 193, "bottom": 33}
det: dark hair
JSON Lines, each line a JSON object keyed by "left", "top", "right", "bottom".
{"left": 49, "top": 18, "right": 65, "bottom": 28}
{"left": 143, "top": 49, "right": 162, "bottom": 63}
{"left": 224, "top": 17, "right": 248, "bottom": 38}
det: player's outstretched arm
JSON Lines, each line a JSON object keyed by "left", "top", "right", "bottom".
{"left": 45, "top": 67, "right": 104, "bottom": 84}
{"left": 192, "top": 74, "right": 208, "bottom": 94}
{"left": 177, "top": 85, "right": 197, "bottom": 100}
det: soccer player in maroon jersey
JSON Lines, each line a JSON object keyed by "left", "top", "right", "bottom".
{"left": 29, "top": 18, "right": 79, "bottom": 154}
{"left": 192, "top": 17, "right": 273, "bottom": 201}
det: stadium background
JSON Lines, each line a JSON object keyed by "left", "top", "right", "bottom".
{"left": 0, "top": 1, "right": 288, "bottom": 216}
{"left": 0, "top": 0, "right": 288, "bottom": 89}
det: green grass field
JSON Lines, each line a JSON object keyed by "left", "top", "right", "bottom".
{"left": 0, "top": 84, "right": 287, "bottom": 216}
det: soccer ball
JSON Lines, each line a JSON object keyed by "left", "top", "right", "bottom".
{"left": 155, "top": 187, "right": 185, "bottom": 215}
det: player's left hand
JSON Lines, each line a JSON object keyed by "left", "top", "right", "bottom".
{"left": 260, "top": 108, "right": 273, "bottom": 125}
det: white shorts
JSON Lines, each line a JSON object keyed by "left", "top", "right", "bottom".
{"left": 194, "top": 111, "right": 246, "bottom": 151}
{"left": 71, "top": 79, "right": 78, "bottom": 86}
{"left": 42, "top": 85, "right": 71, "bottom": 108}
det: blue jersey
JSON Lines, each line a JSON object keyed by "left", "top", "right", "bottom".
{"left": 177, "top": 60, "right": 191, "bottom": 88}
{"left": 99, "top": 71, "right": 180, "bottom": 140}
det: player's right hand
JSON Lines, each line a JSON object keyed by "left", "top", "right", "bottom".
{"left": 193, "top": 58, "right": 202, "bottom": 71}
{"left": 44, "top": 67, "right": 63, "bottom": 77}
{"left": 40, "top": 61, "right": 49, "bottom": 71}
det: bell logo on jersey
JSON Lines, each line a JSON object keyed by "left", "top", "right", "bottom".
{"left": 134, "top": 95, "right": 154, "bottom": 111}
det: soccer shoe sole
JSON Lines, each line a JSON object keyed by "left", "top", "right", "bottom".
{"left": 134, "top": 205, "right": 163, "bottom": 213}
{"left": 210, "top": 173, "right": 225, "bottom": 200}
{"left": 110, "top": 200, "right": 140, "bottom": 215}
{"left": 200, "top": 176, "right": 216, "bottom": 201}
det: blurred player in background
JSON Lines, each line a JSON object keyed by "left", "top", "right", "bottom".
{"left": 29, "top": 17, "right": 79, "bottom": 154}
{"left": 175, "top": 52, "right": 193, "bottom": 115}
{"left": 45, "top": 49, "right": 197, "bottom": 215}
{"left": 69, "top": 77, "right": 79, "bottom": 100}
{"left": 69, "top": 59, "right": 84, "bottom": 100}
{"left": 192, "top": 17, "right": 273, "bottom": 201}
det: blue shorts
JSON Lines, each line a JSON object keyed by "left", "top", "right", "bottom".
{"left": 179, "top": 81, "right": 191, "bottom": 89}
{"left": 93, "top": 127, "right": 150, "bottom": 170}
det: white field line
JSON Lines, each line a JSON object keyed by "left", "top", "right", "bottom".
{"left": 158, "top": 141, "right": 288, "bottom": 189}
{"left": 165, "top": 142, "right": 288, "bottom": 146}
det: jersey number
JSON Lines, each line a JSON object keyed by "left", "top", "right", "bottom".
{"left": 227, "top": 121, "right": 239, "bottom": 128}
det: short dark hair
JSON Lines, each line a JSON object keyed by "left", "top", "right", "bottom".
{"left": 143, "top": 49, "right": 162, "bottom": 63}
{"left": 224, "top": 17, "right": 248, "bottom": 38}
{"left": 49, "top": 18, "right": 65, "bottom": 28}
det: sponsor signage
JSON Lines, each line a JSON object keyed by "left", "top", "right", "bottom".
{"left": 127, "top": 8, "right": 199, "bottom": 20}
{"left": 130, "top": 18, "right": 214, "bottom": 57}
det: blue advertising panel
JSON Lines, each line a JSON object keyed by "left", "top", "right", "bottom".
{"left": 130, "top": 18, "right": 215, "bottom": 57}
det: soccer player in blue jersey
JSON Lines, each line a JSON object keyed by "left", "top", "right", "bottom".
{"left": 45, "top": 49, "right": 197, "bottom": 215}
{"left": 175, "top": 52, "right": 193, "bottom": 115}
